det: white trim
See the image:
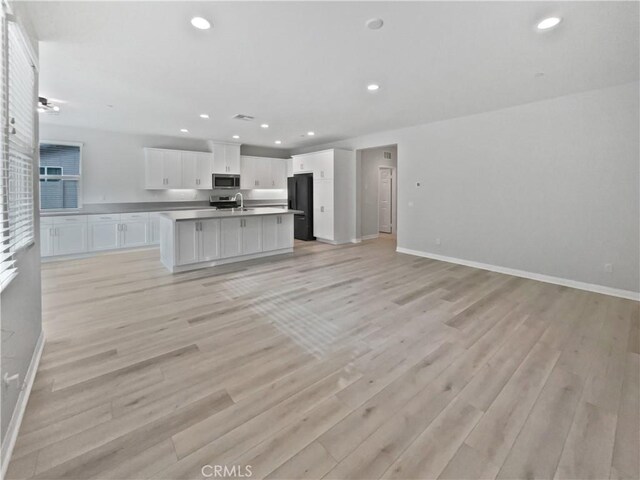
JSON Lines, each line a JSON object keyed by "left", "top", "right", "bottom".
{"left": 38, "top": 140, "right": 84, "bottom": 209}
{"left": 1, "top": 331, "right": 44, "bottom": 479}
{"left": 41, "top": 245, "right": 158, "bottom": 262}
{"left": 350, "top": 238, "right": 362, "bottom": 244}
{"left": 315, "top": 237, "right": 354, "bottom": 246}
{"left": 5, "top": 11, "right": 38, "bottom": 72}
{"left": 377, "top": 166, "right": 394, "bottom": 235}
{"left": 362, "top": 234, "right": 379, "bottom": 241}
{"left": 396, "top": 247, "right": 640, "bottom": 301}
{"left": 167, "top": 247, "right": 293, "bottom": 273}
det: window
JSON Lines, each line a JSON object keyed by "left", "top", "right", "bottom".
{"left": 1, "top": 12, "right": 37, "bottom": 290}
{"left": 39, "top": 142, "right": 82, "bottom": 210}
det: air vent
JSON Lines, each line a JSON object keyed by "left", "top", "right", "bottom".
{"left": 384, "top": 151, "right": 392, "bottom": 159}
{"left": 232, "top": 114, "right": 254, "bottom": 121}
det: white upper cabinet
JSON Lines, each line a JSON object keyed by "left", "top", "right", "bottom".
{"left": 212, "top": 143, "right": 241, "bottom": 174}
{"left": 144, "top": 148, "right": 182, "bottom": 189}
{"left": 182, "top": 151, "right": 213, "bottom": 189}
{"left": 270, "top": 158, "right": 288, "bottom": 189}
{"left": 240, "top": 156, "right": 288, "bottom": 190}
{"left": 145, "top": 148, "right": 214, "bottom": 189}
{"left": 292, "top": 150, "right": 333, "bottom": 179}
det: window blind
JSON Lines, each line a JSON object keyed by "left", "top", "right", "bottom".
{"left": 0, "top": 12, "right": 36, "bottom": 290}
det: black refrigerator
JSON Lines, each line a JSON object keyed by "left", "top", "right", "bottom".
{"left": 287, "top": 174, "right": 314, "bottom": 241}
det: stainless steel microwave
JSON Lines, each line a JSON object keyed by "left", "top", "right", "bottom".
{"left": 212, "top": 174, "right": 240, "bottom": 189}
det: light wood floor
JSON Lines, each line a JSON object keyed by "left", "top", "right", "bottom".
{"left": 6, "top": 237, "right": 639, "bottom": 480}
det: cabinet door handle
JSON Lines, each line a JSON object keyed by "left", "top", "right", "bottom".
{"left": 321, "top": 171, "right": 324, "bottom": 178}
{"left": 321, "top": 206, "right": 324, "bottom": 213}
{"left": 272, "top": 180, "right": 275, "bottom": 186}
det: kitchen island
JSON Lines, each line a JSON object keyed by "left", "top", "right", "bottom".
{"left": 158, "top": 208, "right": 301, "bottom": 272}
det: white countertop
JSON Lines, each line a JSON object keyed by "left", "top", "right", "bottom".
{"left": 159, "top": 208, "right": 303, "bottom": 221}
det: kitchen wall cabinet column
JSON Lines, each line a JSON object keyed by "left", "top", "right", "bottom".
{"left": 290, "top": 149, "right": 355, "bottom": 244}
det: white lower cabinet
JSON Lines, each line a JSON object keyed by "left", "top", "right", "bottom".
{"left": 88, "top": 222, "right": 120, "bottom": 251}
{"left": 43, "top": 211, "right": 160, "bottom": 258}
{"left": 120, "top": 219, "right": 148, "bottom": 248}
{"left": 41, "top": 217, "right": 88, "bottom": 257}
{"left": 176, "top": 219, "right": 221, "bottom": 266}
{"left": 54, "top": 223, "right": 89, "bottom": 256}
{"left": 220, "top": 217, "right": 263, "bottom": 258}
{"left": 262, "top": 215, "right": 294, "bottom": 251}
{"left": 176, "top": 221, "right": 199, "bottom": 265}
{"left": 220, "top": 218, "right": 243, "bottom": 258}
{"left": 199, "top": 219, "right": 221, "bottom": 262}
{"left": 242, "top": 217, "right": 263, "bottom": 255}
{"left": 149, "top": 214, "right": 161, "bottom": 245}
{"left": 40, "top": 225, "right": 54, "bottom": 257}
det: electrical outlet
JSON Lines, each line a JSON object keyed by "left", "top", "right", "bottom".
{"left": 604, "top": 263, "right": 613, "bottom": 273}
{"left": 435, "top": 238, "right": 441, "bottom": 246}
{"left": 408, "top": 201, "right": 414, "bottom": 207}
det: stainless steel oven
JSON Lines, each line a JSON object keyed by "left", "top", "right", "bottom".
{"left": 212, "top": 174, "right": 240, "bottom": 189}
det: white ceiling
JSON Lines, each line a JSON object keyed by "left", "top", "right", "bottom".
{"left": 19, "top": 1, "right": 639, "bottom": 149}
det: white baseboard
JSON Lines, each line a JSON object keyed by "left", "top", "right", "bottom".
{"left": 361, "top": 234, "right": 380, "bottom": 241}
{"left": 350, "top": 238, "right": 362, "bottom": 244}
{"left": 41, "top": 245, "right": 158, "bottom": 263}
{"left": 1, "top": 331, "right": 45, "bottom": 480}
{"left": 167, "top": 248, "right": 294, "bottom": 273}
{"left": 396, "top": 247, "right": 640, "bottom": 301}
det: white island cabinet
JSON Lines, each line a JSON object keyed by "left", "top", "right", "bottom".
{"left": 159, "top": 208, "right": 299, "bottom": 273}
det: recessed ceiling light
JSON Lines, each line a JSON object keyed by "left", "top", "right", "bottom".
{"left": 307, "top": 131, "right": 315, "bottom": 136}
{"left": 200, "top": 114, "right": 209, "bottom": 119}
{"left": 191, "top": 17, "right": 211, "bottom": 30}
{"left": 367, "top": 84, "right": 380, "bottom": 91}
{"left": 52, "top": 105, "right": 60, "bottom": 112}
{"left": 180, "top": 128, "right": 189, "bottom": 133}
{"left": 537, "top": 17, "right": 561, "bottom": 30}
{"left": 37, "top": 107, "right": 45, "bottom": 113}
{"left": 232, "top": 135, "right": 240, "bottom": 139}
{"left": 366, "top": 18, "right": 384, "bottom": 30}
{"left": 260, "top": 124, "right": 269, "bottom": 129}
{"left": 274, "top": 140, "right": 282, "bottom": 145}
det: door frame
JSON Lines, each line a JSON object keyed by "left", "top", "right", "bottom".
{"left": 377, "top": 166, "right": 395, "bottom": 234}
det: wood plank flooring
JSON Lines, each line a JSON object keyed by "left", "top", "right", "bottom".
{"left": 6, "top": 237, "right": 639, "bottom": 480}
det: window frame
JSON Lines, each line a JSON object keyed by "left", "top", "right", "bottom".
{"left": 38, "top": 140, "right": 83, "bottom": 211}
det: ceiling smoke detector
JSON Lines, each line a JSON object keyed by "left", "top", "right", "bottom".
{"left": 37, "top": 97, "right": 60, "bottom": 114}
{"left": 232, "top": 114, "right": 255, "bottom": 121}
{"left": 366, "top": 18, "right": 384, "bottom": 30}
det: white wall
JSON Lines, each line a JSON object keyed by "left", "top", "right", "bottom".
{"left": 39, "top": 124, "right": 290, "bottom": 203}
{"left": 360, "top": 146, "right": 397, "bottom": 237}
{"left": 293, "top": 82, "right": 640, "bottom": 295}
{"left": 1, "top": 5, "right": 43, "bottom": 464}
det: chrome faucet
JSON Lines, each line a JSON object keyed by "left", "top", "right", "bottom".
{"left": 233, "top": 192, "right": 244, "bottom": 210}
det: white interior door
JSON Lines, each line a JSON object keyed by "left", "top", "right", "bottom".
{"left": 379, "top": 168, "right": 392, "bottom": 233}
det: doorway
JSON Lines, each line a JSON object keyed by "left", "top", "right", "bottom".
{"left": 357, "top": 145, "right": 398, "bottom": 242}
